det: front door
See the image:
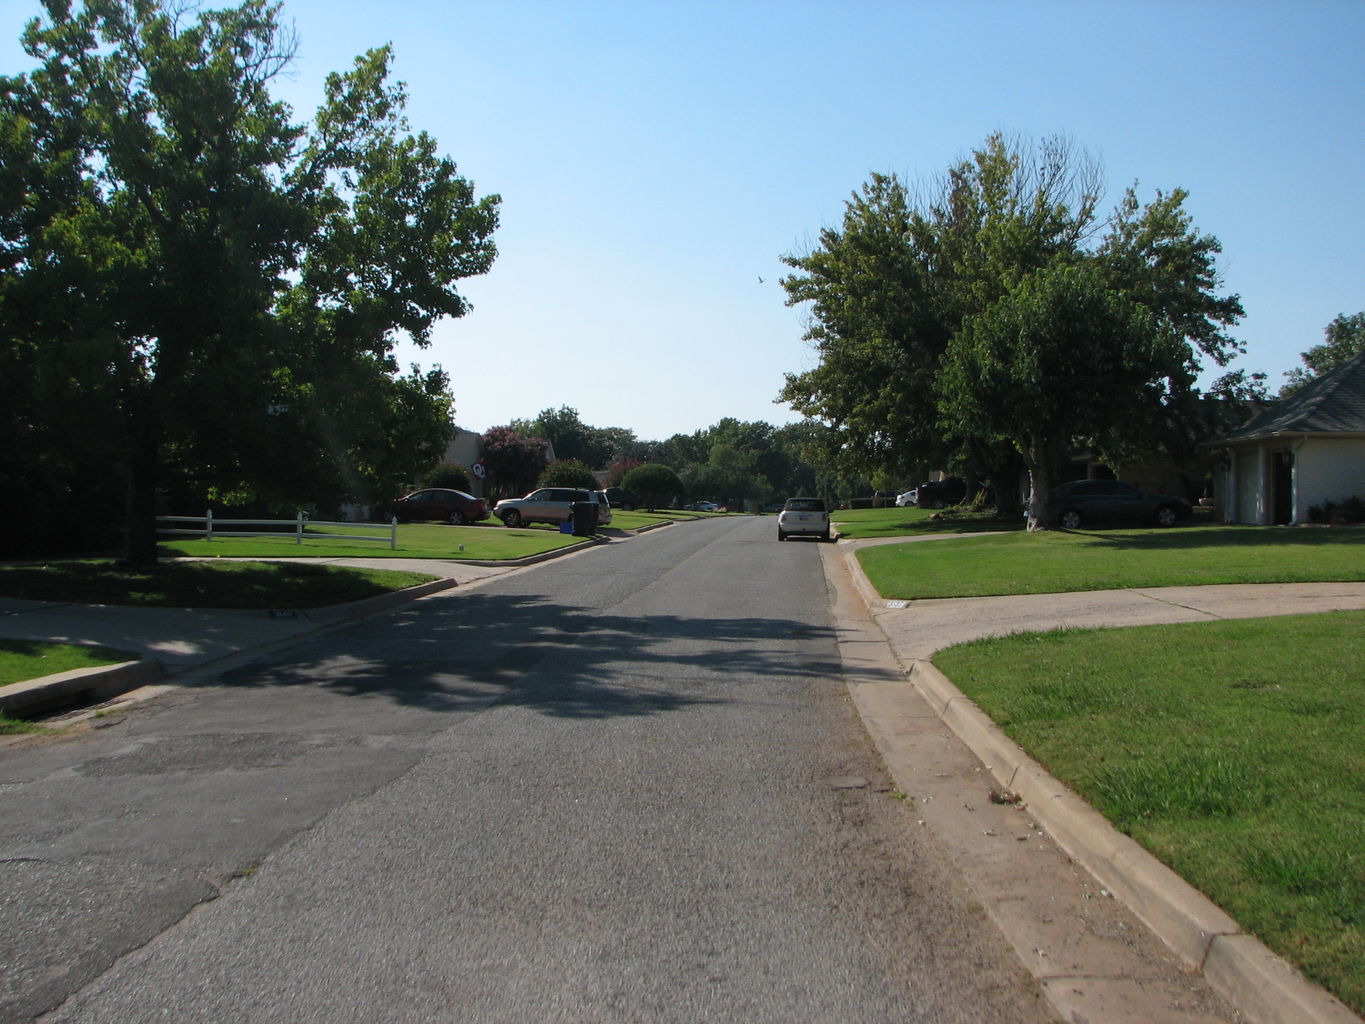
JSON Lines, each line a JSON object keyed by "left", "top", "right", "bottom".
{"left": 1271, "top": 450, "right": 1294, "bottom": 525}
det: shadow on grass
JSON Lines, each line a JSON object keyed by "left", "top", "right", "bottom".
{"left": 214, "top": 589, "right": 850, "bottom": 721}
{"left": 1065, "top": 525, "right": 1365, "bottom": 551}
{"left": 0, "top": 560, "right": 428, "bottom": 609}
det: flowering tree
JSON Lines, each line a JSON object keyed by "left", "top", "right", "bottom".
{"left": 481, "top": 427, "right": 548, "bottom": 498}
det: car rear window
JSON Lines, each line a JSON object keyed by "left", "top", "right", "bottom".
{"left": 785, "top": 499, "right": 826, "bottom": 512}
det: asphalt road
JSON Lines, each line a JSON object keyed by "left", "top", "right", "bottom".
{"left": 3, "top": 517, "right": 1051, "bottom": 1023}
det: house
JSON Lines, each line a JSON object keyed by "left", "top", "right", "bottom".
{"left": 1214, "top": 352, "right": 1365, "bottom": 525}
{"left": 440, "top": 427, "right": 487, "bottom": 496}
{"left": 436, "top": 427, "right": 558, "bottom": 499}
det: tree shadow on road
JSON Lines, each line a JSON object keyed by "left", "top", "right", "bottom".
{"left": 214, "top": 590, "right": 852, "bottom": 720}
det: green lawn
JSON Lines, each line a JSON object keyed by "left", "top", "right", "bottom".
{"left": 0, "top": 560, "right": 437, "bottom": 609}
{"left": 0, "top": 639, "right": 136, "bottom": 687}
{"left": 857, "top": 526, "right": 1365, "bottom": 599}
{"left": 832, "top": 505, "right": 1023, "bottom": 539}
{"left": 934, "top": 612, "right": 1365, "bottom": 1016}
{"left": 159, "top": 520, "right": 586, "bottom": 561}
{"left": 0, "top": 639, "right": 143, "bottom": 733}
{"left": 156, "top": 512, "right": 689, "bottom": 561}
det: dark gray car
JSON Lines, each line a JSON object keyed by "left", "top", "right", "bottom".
{"left": 1043, "top": 479, "right": 1191, "bottom": 529}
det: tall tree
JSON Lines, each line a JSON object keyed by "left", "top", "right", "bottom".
{"left": 940, "top": 259, "right": 1180, "bottom": 529}
{"left": 1, "top": 0, "right": 498, "bottom": 564}
{"left": 779, "top": 135, "right": 1104, "bottom": 485}
{"left": 1281, "top": 312, "right": 1365, "bottom": 395}
{"left": 510, "top": 406, "right": 629, "bottom": 469}
{"left": 780, "top": 133, "right": 1243, "bottom": 515}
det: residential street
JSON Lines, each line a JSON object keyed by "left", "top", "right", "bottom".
{"left": 1, "top": 517, "right": 1052, "bottom": 1023}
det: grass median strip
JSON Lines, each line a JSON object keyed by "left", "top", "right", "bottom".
{"left": 857, "top": 525, "right": 1365, "bottom": 599}
{"left": 934, "top": 611, "right": 1365, "bottom": 1016}
{"left": 0, "top": 560, "right": 438, "bottom": 609}
{"left": 0, "top": 639, "right": 137, "bottom": 687}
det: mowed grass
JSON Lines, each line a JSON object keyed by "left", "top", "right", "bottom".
{"left": 0, "top": 560, "right": 437, "bottom": 609}
{"left": 0, "top": 639, "right": 136, "bottom": 687}
{"left": 159, "top": 520, "right": 585, "bottom": 561}
{"left": 832, "top": 505, "right": 1023, "bottom": 539}
{"left": 858, "top": 526, "right": 1365, "bottom": 599}
{"left": 156, "top": 512, "right": 686, "bottom": 561}
{"left": 1, "top": 639, "right": 139, "bottom": 732}
{"left": 934, "top": 612, "right": 1365, "bottom": 1015}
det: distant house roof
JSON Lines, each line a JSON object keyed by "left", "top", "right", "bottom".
{"left": 1220, "top": 351, "right": 1365, "bottom": 442}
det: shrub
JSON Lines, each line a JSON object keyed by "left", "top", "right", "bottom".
{"left": 422, "top": 462, "right": 472, "bottom": 492}
{"left": 538, "top": 460, "right": 598, "bottom": 490}
{"left": 623, "top": 463, "right": 683, "bottom": 511}
{"left": 1308, "top": 496, "right": 1364, "bottom": 524}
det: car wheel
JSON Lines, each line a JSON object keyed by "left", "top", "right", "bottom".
{"left": 822, "top": 529, "right": 831, "bottom": 541}
{"left": 1059, "top": 509, "right": 1082, "bottom": 530}
{"left": 448, "top": 510, "right": 466, "bottom": 525}
{"left": 1154, "top": 504, "right": 1178, "bottom": 528}
{"left": 777, "top": 530, "right": 787, "bottom": 541}
{"left": 501, "top": 510, "right": 522, "bottom": 528}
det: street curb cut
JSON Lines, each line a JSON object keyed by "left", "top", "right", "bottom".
{"left": 0, "top": 578, "right": 460, "bottom": 720}
{"left": 0, "top": 658, "right": 163, "bottom": 718}
{"left": 310, "top": 577, "right": 458, "bottom": 622}
{"left": 834, "top": 536, "right": 1362, "bottom": 1024}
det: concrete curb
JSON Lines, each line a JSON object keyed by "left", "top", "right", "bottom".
{"left": 909, "top": 659, "right": 1362, "bottom": 1024}
{"left": 0, "top": 658, "right": 163, "bottom": 718}
{"left": 837, "top": 542, "right": 1362, "bottom": 1024}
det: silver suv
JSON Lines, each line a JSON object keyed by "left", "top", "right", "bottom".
{"left": 494, "top": 488, "right": 597, "bottom": 528}
{"left": 593, "top": 490, "right": 613, "bottom": 526}
{"left": 777, "top": 497, "right": 831, "bottom": 541}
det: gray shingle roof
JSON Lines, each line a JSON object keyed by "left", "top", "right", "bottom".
{"left": 1221, "top": 351, "right": 1365, "bottom": 441}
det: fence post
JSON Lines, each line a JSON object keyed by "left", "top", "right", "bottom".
{"left": 296, "top": 511, "right": 304, "bottom": 545}
{"left": 206, "top": 509, "right": 213, "bottom": 541}
{"left": 390, "top": 519, "right": 397, "bottom": 550}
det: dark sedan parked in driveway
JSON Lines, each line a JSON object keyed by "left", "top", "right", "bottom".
{"left": 1040, "top": 479, "right": 1191, "bottom": 530}
{"left": 392, "top": 488, "right": 489, "bottom": 525}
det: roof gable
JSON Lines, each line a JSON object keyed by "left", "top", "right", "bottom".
{"left": 1221, "top": 351, "right": 1365, "bottom": 440}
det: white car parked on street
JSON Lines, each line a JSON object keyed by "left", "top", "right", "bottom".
{"left": 777, "top": 497, "right": 831, "bottom": 541}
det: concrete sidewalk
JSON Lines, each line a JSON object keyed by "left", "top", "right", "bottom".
{"left": 826, "top": 538, "right": 1365, "bottom": 1024}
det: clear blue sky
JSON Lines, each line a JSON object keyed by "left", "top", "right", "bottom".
{"left": 6, "top": 0, "right": 1362, "bottom": 441}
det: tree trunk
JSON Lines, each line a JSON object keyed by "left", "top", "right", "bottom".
{"left": 123, "top": 409, "right": 161, "bottom": 568}
{"left": 1024, "top": 438, "right": 1051, "bottom": 533}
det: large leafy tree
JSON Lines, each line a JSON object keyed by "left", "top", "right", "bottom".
{"left": 1281, "top": 312, "right": 1365, "bottom": 396}
{"left": 622, "top": 463, "right": 683, "bottom": 512}
{"left": 510, "top": 405, "right": 633, "bottom": 469}
{"left": 537, "top": 459, "right": 597, "bottom": 490}
{"left": 780, "top": 133, "right": 1243, "bottom": 520}
{"left": 940, "top": 259, "right": 1180, "bottom": 529}
{"left": 0, "top": 0, "right": 498, "bottom": 563}
{"left": 778, "top": 172, "right": 944, "bottom": 480}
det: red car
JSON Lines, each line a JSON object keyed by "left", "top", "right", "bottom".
{"left": 391, "top": 488, "right": 488, "bottom": 525}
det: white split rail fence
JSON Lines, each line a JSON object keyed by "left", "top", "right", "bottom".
{"left": 157, "top": 511, "right": 397, "bottom": 550}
